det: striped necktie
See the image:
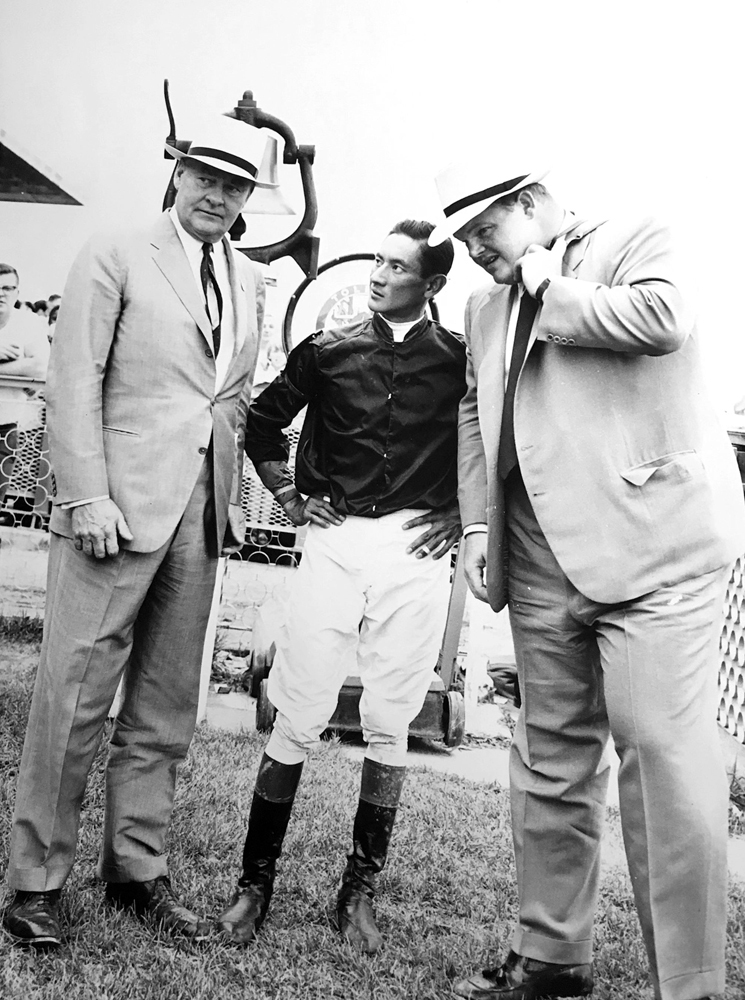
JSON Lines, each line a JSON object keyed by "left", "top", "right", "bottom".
{"left": 200, "top": 242, "right": 223, "bottom": 357}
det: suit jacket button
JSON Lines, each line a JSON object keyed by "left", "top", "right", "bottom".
{"left": 198, "top": 446, "right": 208, "bottom": 455}
{"left": 568, "top": 338, "right": 576, "bottom": 345}
{"left": 560, "top": 337, "right": 568, "bottom": 345}
{"left": 205, "top": 348, "right": 213, "bottom": 358}
{"left": 546, "top": 334, "right": 554, "bottom": 341}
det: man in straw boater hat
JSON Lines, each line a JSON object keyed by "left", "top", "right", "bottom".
{"left": 429, "top": 161, "right": 745, "bottom": 1000}
{"left": 4, "top": 115, "right": 270, "bottom": 948}
{"left": 216, "top": 219, "right": 465, "bottom": 952}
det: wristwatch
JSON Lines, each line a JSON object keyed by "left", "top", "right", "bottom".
{"left": 535, "top": 278, "right": 551, "bottom": 302}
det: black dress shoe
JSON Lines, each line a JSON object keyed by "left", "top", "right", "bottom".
{"left": 3, "top": 890, "right": 62, "bottom": 949}
{"left": 453, "top": 950, "right": 593, "bottom": 999}
{"left": 105, "top": 876, "right": 210, "bottom": 940}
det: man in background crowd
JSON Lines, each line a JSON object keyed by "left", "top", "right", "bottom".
{"left": 46, "top": 294, "right": 61, "bottom": 338}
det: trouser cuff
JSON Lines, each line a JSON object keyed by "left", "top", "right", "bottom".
{"left": 6, "top": 865, "right": 70, "bottom": 893}
{"left": 265, "top": 725, "right": 310, "bottom": 766}
{"left": 511, "top": 925, "right": 593, "bottom": 965}
{"left": 364, "top": 738, "right": 408, "bottom": 767}
{"left": 97, "top": 855, "right": 169, "bottom": 884}
{"left": 658, "top": 966, "right": 724, "bottom": 1000}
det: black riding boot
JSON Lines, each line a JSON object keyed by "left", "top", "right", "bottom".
{"left": 217, "top": 753, "right": 303, "bottom": 944}
{"left": 336, "top": 757, "right": 406, "bottom": 953}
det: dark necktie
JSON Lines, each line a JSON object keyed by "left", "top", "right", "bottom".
{"left": 200, "top": 242, "right": 223, "bottom": 357}
{"left": 497, "top": 291, "right": 539, "bottom": 480}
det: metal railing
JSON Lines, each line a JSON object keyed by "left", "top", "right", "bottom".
{"left": 237, "top": 423, "right": 306, "bottom": 566}
{"left": 0, "top": 376, "right": 52, "bottom": 530}
{"left": 0, "top": 376, "right": 304, "bottom": 560}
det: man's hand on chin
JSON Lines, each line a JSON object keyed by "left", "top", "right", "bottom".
{"left": 71, "top": 498, "right": 133, "bottom": 559}
{"left": 516, "top": 242, "right": 563, "bottom": 297}
{"left": 463, "top": 531, "right": 489, "bottom": 602}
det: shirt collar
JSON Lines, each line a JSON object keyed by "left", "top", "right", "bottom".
{"left": 548, "top": 210, "right": 577, "bottom": 247}
{"left": 169, "top": 207, "right": 222, "bottom": 260}
{"left": 385, "top": 313, "right": 426, "bottom": 336}
{"left": 373, "top": 311, "right": 429, "bottom": 341}
{"left": 556, "top": 211, "right": 607, "bottom": 245}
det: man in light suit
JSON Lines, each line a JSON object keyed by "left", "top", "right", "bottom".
{"left": 3, "top": 116, "right": 268, "bottom": 949}
{"left": 429, "top": 162, "right": 745, "bottom": 1000}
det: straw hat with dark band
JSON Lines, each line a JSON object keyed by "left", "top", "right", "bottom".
{"left": 430, "top": 161, "right": 549, "bottom": 245}
{"left": 166, "top": 115, "right": 272, "bottom": 187}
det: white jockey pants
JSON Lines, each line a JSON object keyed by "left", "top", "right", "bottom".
{"left": 266, "top": 510, "right": 451, "bottom": 767}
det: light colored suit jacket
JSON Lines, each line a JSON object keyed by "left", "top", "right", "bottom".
{"left": 458, "top": 214, "right": 745, "bottom": 610}
{"left": 47, "top": 212, "right": 265, "bottom": 553}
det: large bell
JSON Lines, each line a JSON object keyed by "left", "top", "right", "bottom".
{"left": 243, "top": 133, "right": 296, "bottom": 216}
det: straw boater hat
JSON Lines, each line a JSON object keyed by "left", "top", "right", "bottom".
{"left": 165, "top": 115, "right": 273, "bottom": 188}
{"left": 429, "top": 160, "right": 550, "bottom": 246}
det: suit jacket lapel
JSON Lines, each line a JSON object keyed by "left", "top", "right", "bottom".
{"left": 223, "top": 238, "right": 247, "bottom": 360}
{"left": 526, "top": 217, "right": 608, "bottom": 353}
{"left": 563, "top": 217, "right": 607, "bottom": 274}
{"left": 150, "top": 213, "right": 214, "bottom": 346}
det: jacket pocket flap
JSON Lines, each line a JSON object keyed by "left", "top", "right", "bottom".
{"left": 102, "top": 425, "right": 140, "bottom": 437}
{"left": 620, "top": 450, "right": 701, "bottom": 486}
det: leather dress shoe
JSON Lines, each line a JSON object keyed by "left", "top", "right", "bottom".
{"left": 105, "top": 876, "right": 210, "bottom": 940}
{"left": 3, "top": 889, "right": 62, "bottom": 949}
{"left": 453, "top": 950, "right": 593, "bottom": 999}
{"left": 216, "top": 882, "right": 272, "bottom": 945}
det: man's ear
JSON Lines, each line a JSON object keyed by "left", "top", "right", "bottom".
{"left": 425, "top": 274, "right": 447, "bottom": 300}
{"left": 517, "top": 188, "right": 537, "bottom": 218}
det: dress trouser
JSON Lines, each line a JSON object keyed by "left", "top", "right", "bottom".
{"left": 505, "top": 469, "right": 729, "bottom": 1000}
{"left": 7, "top": 456, "right": 219, "bottom": 890}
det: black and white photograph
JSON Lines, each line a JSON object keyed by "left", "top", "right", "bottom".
{"left": 1, "top": 2, "right": 744, "bottom": 998}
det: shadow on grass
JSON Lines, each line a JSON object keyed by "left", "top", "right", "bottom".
{"left": 1, "top": 650, "right": 744, "bottom": 998}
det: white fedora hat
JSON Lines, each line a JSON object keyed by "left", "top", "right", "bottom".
{"left": 429, "top": 160, "right": 550, "bottom": 245}
{"left": 166, "top": 115, "right": 272, "bottom": 187}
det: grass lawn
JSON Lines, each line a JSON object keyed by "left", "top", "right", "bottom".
{"left": 1, "top": 629, "right": 745, "bottom": 1000}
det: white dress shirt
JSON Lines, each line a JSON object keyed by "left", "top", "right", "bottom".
{"left": 464, "top": 214, "right": 576, "bottom": 537}
{"left": 169, "top": 208, "right": 236, "bottom": 394}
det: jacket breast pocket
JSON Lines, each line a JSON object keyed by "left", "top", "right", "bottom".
{"left": 620, "top": 450, "right": 704, "bottom": 488}
{"left": 102, "top": 425, "right": 141, "bottom": 438}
